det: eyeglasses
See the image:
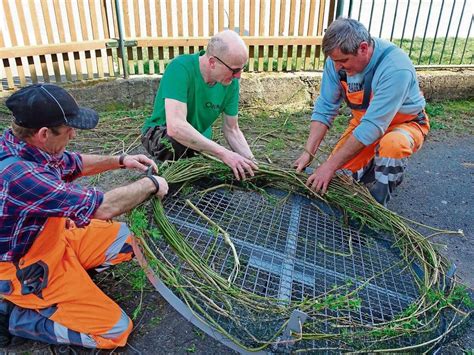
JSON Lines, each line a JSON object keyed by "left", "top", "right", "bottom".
{"left": 214, "top": 56, "right": 245, "bottom": 75}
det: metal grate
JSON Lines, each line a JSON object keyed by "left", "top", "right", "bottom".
{"left": 147, "top": 186, "right": 423, "bottom": 352}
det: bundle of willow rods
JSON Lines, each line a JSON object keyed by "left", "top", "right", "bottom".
{"left": 130, "top": 155, "right": 472, "bottom": 352}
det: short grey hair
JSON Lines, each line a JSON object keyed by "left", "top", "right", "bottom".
{"left": 207, "top": 36, "right": 229, "bottom": 57}
{"left": 322, "top": 18, "right": 372, "bottom": 56}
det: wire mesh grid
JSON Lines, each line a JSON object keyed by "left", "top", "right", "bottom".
{"left": 147, "top": 185, "right": 425, "bottom": 351}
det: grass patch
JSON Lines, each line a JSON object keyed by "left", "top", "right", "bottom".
{"left": 394, "top": 37, "right": 474, "bottom": 66}
{"left": 68, "top": 106, "right": 153, "bottom": 155}
{"left": 40, "top": 98, "right": 472, "bottom": 166}
{"left": 1, "top": 98, "right": 470, "bottom": 161}
{"left": 127, "top": 37, "right": 472, "bottom": 75}
{"left": 426, "top": 99, "right": 474, "bottom": 134}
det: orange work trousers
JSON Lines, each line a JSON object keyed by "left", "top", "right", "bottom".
{"left": 0, "top": 217, "right": 134, "bottom": 349}
{"left": 336, "top": 81, "right": 430, "bottom": 173}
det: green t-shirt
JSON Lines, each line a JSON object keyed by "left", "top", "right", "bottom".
{"left": 142, "top": 51, "right": 240, "bottom": 139}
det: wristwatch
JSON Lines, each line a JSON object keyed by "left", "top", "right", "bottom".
{"left": 118, "top": 153, "right": 127, "bottom": 168}
{"left": 145, "top": 166, "right": 160, "bottom": 194}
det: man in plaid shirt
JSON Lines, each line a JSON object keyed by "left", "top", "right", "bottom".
{"left": 0, "top": 84, "right": 168, "bottom": 349}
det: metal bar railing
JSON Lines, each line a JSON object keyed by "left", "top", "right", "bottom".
{"left": 345, "top": 0, "right": 472, "bottom": 67}
{"left": 439, "top": 0, "right": 457, "bottom": 64}
{"left": 336, "top": 0, "right": 345, "bottom": 18}
{"left": 428, "top": 0, "right": 445, "bottom": 64}
{"left": 450, "top": 0, "right": 468, "bottom": 64}
{"left": 418, "top": 0, "right": 435, "bottom": 64}
{"left": 400, "top": 0, "right": 411, "bottom": 48}
{"left": 379, "top": 0, "right": 388, "bottom": 38}
{"left": 460, "top": 15, "right": 473, "bottom": 64}
{"left": 357, "top": 0, "right": 363, "bottom": 21}
{"left": 368, "top": 0, "right": 375, "bottom": 33}
{"left": 389, "top": 0, "right": 400, "bottom": 42}
{"left": 409, "top": 0, "right": 424, "bottom": 59}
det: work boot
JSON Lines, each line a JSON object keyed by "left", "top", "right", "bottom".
{"left": 0, "top": 300, "right": 26, "bottom": 347}
{"left": 0, "top": 301, "right": 11, "bottom": 347}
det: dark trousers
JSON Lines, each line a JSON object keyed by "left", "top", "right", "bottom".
{"left": 141, "top": 126, "right": 197, "bottom": 162}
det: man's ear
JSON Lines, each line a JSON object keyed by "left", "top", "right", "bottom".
{"left": 209, "top": 56, "right": 216, "bottom": 69}
{"left": 359, "top": 41, "right": 369, "bottom": 55}
{"left": 36, "top": 127, "right": 50, "bottom": 144}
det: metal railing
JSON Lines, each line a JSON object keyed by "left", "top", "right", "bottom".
{"left": 338, "top": 0, "right": 473, "bottom": 65}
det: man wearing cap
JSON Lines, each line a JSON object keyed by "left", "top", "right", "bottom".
{"left": 141, "top": 30, "right": 258, "bottom": 181}
{"left": 0, "top": 84, "right": 168, "bottom": 348}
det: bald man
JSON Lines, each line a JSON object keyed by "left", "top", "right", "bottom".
{"left": 141, "top": 30, "right": 257, "bottom": 180}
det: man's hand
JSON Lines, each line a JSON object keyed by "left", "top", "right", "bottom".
{"left": 122, "top": 154, "right": 158, "bottom": 173}
{"left": 220, "top": 150, "right": 258, "bottom": 181}
{"left": 293, "top": 151, "right": 313, "bottom": 172}
{"left": 306, "top": 162, "right": 336, "bottom": 194}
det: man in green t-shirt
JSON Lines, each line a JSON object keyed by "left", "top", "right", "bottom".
{"left": 142, "top": 30, "right": 257, "bottom": 180}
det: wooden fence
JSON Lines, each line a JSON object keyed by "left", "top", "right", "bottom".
{"left": 0, "top": 0, "right": 122, "bottom": 92}
{"left": 0, "top": 0, "right": 336, "bottom": 92}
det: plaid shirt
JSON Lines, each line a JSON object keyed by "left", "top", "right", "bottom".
{"left": 0, "top": 129, "right": 104, "bottom": 262}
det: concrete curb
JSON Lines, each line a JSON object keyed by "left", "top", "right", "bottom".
{"left": 1, "top": 69, "right": 473, "bottom": 114}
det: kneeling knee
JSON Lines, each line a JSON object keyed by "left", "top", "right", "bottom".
{"left": 378, "top": 132, "right": 413, "bottom": 159}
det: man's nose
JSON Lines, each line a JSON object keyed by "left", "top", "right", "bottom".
{"left": 233, "top": 71, "right": 242, "bottom": 79}
{"left": 70, "top": 128, "right": 76, "bottom": 139}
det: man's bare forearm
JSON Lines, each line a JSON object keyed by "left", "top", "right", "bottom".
{"left": 93, "top": 178, "right": 156, "bottom": 220}
{"left": 223, "top": 127, "right": 254, "bottom": 159}
{"left": 325, "top": 134, "right": 365, "bottom": 170}
{"left": 305, "top": 121, "right": 329, "bottom": 155}
{"left": 81, "top": 154, "right": 121, "bottom": 176}
{"left": 168, "top": 120, "right": 229, "bottom": 158}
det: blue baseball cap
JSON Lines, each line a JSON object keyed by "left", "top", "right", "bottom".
{"left": 6, "top": 83, "right": 99, "bottom": 129}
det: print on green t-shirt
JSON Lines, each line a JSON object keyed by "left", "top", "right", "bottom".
{"left": 142, "top": 51, "right": 240, "bottom": 139}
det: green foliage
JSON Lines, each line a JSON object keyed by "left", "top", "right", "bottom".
{"left": 130, "top": 268, "right": 147, "bottom": 291}
{"left": 425, "top": 284, "right": 473, "bottom": 312}
{"left": 425, "top": 99, "right": 473, "bottom": 134}
{"left": 370, "top": 327, "right": 400, "bottom": 338}
{"left": 180, "top": 184, "right": 194, "bottom": 197}
{"left": 449, "top": 285, "right": 474, "bottom": 309}
{"left": 429, "top": 118, "right": 446, "bottom": 130}
{"left": 331, "top": 114, "right": 350, "bottom": 135}
{"left": 210, "top": 225, "right": 219, "bottom": 238}
{"left": 159, "top": 137, "right": 175, "bottom": 154}
{"left": 266, "top": 137, "right": 285, "bottom": 151}
{"left": 399, "top": 302, "right": 418, "bottom": 319}
{"left": 82, "top": 96, "right": 473, "bottom": 352}
{"left": 442, "top": 99, "right": 474, "bottom": 114}
{"left": 401, "top": 316, "right": 420, "bottom": 330}
{"left": 393, "top": 37, "right": 473, "bottom": 65}
{"left": 193, "top": 328, "right": 205, "bottom": 339}
{"left": 425, "top": 103, "right": 445, "bottom": 117}
{"left": 149, "top": 316, "right": 162, "bottom": 326}
{"left": 0, "top": 103, "right": 11, "bottom": 115}
{"left": 129, "top": 207, "right": 149, "bottom": 236}
{"left": 185, "top": 344, "right": 196, "bottom": 353}
{"left": 99, "top": 102, "right": 131, "bottom": 112}
{"left": 150, "top": 227, "right": 163, "bottom": 241}
{"left": 312, "top": 293, "right": 362, "bottom": 312}
{"left": 132, "top": 306, "right": 141, "bottom": 320}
